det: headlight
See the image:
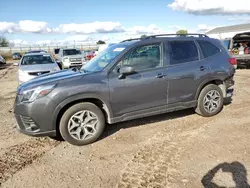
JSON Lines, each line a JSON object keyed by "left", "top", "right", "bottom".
{"left": 19, "top": 84, "right": 56, "bottom": 103}
{"left": 63, "top": 57, "right": 69, "bottom": 61}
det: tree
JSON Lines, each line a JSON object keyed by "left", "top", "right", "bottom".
{"left": 141, "top": 35, "right": 147, "bottom": 38}
{"left": 176, "top": 30, "right": 188, "bottom": 36}
{"left": 96, "top": 40, "right": 106, "bottom": 45}
{"left": 0, "top": 36, "right": 9, "bottom": 47}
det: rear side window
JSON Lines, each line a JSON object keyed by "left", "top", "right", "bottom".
{"left": 197, "top": 40, "right": 220, "bottom": 58}
{"left": 169, "top": 41, "right": 199, "bottom": 65}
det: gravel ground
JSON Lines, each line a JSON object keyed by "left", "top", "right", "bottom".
{"left": 0, "top": 62, "right": 249, "bottom": 188}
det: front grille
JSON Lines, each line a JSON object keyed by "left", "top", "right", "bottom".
{"left": 70, "top": 58, "right": 82, "bottom": 62}
{"left": 71, "top": 62, "right": 82, "bottom": 65}
{"left": 28, "top": 71, "right": 50, "bottom": 76}
{"left": 20, "top": 115, "right": 39, "bottom": 131}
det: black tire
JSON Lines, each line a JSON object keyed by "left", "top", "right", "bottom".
{"left": 195, "top": 84, "right": 224, "bottom": 117}
{"left": 59, "top": 102, "right": 106, "bottom": 146}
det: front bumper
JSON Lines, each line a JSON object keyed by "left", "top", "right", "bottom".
{"left": 14, "top": 96, "right": 57, "bottom": 137}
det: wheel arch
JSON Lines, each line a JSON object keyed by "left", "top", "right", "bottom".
{"left": 52, "top": 95, "right": 113, "bottom": 133}
{"left": 195, "top": 78, "right": 226, "bottom": 100}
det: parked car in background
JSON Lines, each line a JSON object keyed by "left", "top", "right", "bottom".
{"left": 85, "top": 50, "right": 96, "bottom": 60}
{"left": 14, "top": 33, "right": 236, "bottom": 146}
{"left": 0, "top": 55, "right": 6, "bottom": 65}
{"left": 18, "top": 52, "right": 60, "bottom": 84}
{"left": 25, "top": 50, "right": 47, "bottom": 54}
{"left": 221, "top": 32, "right": 250, "bottom": 68}
{"left": 55, "top": 48, "right": 85, "bottom": 69}
{"left": 12, "top": 52, "right": 22, "bottom": 60}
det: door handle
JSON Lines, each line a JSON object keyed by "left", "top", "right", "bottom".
{"left": 155, "top": 73, "right": 166, "bottom": 78}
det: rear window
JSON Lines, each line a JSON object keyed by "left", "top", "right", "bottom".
{"left": 21, "top": 54, "right": 54, "bottom": 65}
{"left": 63, "top": 49, "right": 81, "bottom": 56}
{"left": 197, "top": 40, "right": 220, "bottom": 58}
{"left": 169, "top": 41, "right": 199, "bottom": 65}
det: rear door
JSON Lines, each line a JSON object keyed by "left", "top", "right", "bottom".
{"left": 166, "top": 40, "right": 208, "bottom": 106}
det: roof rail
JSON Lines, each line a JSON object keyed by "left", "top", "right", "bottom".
{"left": 120, "top": 38, "right": 142, "bottom": 43}
{"left": 119, "top": 33, "right": 209, "bottom": 43}
{"left": 145, "top": 33, "right": 209, "bottom": 39}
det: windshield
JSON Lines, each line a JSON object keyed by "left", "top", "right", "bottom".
{"left": 63, "top": 49, "right": 81, "bottom": 56}
{"left": 81, "top": 44, "right": 127, "bottom": 72}
{"left": 21, "top": 54, "right": 54, "bottom": 65}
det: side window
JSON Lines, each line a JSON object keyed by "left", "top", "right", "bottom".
{"left": 118, "top": 44, "right": 162, "bottom": 71}
{"left": 169, "top": 41, "right": 199, "bottom": 65}
{"left": 197, "top": 40, "right": 220, "bottom": 58}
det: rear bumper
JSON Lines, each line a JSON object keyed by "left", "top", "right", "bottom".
{"left": 236, "top": 59, "right": 250, "bottom": 67}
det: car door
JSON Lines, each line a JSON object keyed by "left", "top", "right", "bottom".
{"left": 108, "top": 42, "right": 168, "bottom": 119}
{"left": 166, "top": 40, "right": 209, "bottom": 106}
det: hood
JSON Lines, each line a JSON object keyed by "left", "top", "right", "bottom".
{"left": 19, "top": 69, "right": 84, "bottom": 89}
{"left": 20, "top": 63, "right": 58, "bottom": 72}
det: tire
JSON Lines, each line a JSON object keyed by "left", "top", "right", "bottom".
{"left": 59, "top": 102, "right": 106, "bottom": 146}
{"left": 195, "top": 84, "right": 224, "bottom": 117}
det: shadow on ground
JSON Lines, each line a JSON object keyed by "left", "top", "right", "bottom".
{"left": 101, "top": 108, "right": 195, "bottom": 140}
{"left": 0, "top": 63, "right": 12, "bottom": 70}
{"left": 202, "top": 162, "right": 250, "bottom": 188}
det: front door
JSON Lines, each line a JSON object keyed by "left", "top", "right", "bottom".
{"left": 108, "top": 43, "right": 168, "bottom": 119}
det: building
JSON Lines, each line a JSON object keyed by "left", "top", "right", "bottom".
{"left": 206, "top": 23, "right": 250, "bottom": 39}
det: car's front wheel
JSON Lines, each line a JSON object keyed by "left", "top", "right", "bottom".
{"left": 59, "top": 102, "right": 106, "bottom": 146}
{"left": 195, "top": 84, "right": 224, "bottom": 117}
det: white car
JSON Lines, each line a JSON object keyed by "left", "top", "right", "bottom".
{"left": 55, "top": 48, "right": 85, "bottom": 69}
{"left": 18, "top": 53, "right": 60, "bottom": 85}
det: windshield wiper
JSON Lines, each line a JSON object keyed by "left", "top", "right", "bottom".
{"left": 80, "top": 68, "right": 90, "bottom": 73}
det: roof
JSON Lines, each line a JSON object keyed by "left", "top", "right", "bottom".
{"left": 206, "top": 23, "right": 250, "bottom": 34}
{"left": 23, "top": 52, "right": 51, "bottom": 56}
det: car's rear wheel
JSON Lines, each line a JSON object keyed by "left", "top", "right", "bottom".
{"left": 195, "top": 84, "right": 224, "bottom": 117}
{"left": 59, "top": 102, "right": 106, "bottom": 146}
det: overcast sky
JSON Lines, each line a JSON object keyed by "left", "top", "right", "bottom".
{"left": 1, "top": 0, "right": 250, "bottom": 45}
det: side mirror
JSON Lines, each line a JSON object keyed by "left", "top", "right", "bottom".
{"left": 118, "top": 66, "right": 135, "bottom": 79}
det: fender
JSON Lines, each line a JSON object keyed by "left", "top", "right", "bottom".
{"left": 51, "top": 93, "right": 113, "bottom": 129}
{"left": 195, "top": 77, "right": 224, "bottom": 100}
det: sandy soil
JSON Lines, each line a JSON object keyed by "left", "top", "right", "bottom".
{"left": 0, "top": 62, "right": 250, "bottom": 188}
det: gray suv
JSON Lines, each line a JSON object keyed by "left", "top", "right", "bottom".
{"left": 14, "top": 34, "right": 236, "bottom": 146}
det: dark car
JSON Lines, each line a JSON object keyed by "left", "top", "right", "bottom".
{"left": 12, "top": 52, "right": 22, "bottom": 60}
{"left": 14, "top": 34, "right": 236, "bottom": 146}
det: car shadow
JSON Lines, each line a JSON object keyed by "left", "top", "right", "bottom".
{"left": 0, "top": 63, "right": 12, "bottom": 70}
{"left": 100, "top": 108, "right": 195, "bottom": 140}
{"left": 201, "top": 162, "right": 250, "bottom": 188}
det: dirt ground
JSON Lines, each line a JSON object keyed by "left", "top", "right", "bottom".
{"left": 0, "top": 62, "right": 250, "bottom": 188}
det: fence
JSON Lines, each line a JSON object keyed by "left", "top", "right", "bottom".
{"left": 0, "top": 44, "right": 100, "bottom": 55}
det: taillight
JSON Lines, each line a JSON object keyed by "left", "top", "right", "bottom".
{"left": 229, "top": 58, "right": 237, "bottom": 65}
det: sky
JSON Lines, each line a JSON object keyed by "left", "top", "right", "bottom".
{"left": 1, "top": 0, "right": 250, "bottom": 46}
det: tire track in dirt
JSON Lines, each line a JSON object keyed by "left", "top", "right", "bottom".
{"left": 0, "top": 138, "right": 60, "bottom": 185}
{"left": 116, "top": 116, "right": 212, "bottom": 188}
{"left": 116, "top": 71, "right": 249, "bottom": 188}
